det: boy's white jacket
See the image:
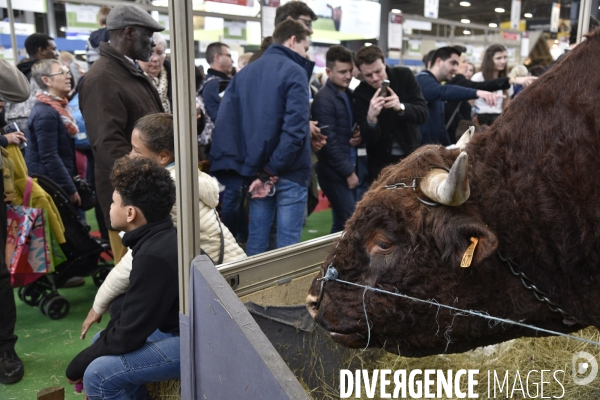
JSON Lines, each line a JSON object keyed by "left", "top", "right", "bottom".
{"left": 93, "top": 165, "right": 246, "bottom": 314}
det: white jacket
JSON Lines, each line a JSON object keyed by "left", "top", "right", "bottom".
{"left": 92, "top": 166, "right": 246, "bottom": 314}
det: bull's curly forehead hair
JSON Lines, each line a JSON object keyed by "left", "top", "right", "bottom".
{"left": 110, "top": 156, "right": 175, "bottom": 223}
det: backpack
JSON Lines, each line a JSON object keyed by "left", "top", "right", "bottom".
{"left": 196, "top": 75, "right": 220, "bottom": 146}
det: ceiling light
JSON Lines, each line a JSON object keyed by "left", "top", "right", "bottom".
{"left": 463, "top": 30, "right": 471, "bottom": 35}
{"left": 554, "top": 39, "right": 559, "bottom": 43}
{"left": 461, "top": 18, "right": 470, "bottom": 24}
{"left": 495, "top": 7, "right": 505, "bottom": 13}
{"left": 489, "top": 22, "right": 498, "bottom": 28}
{"left": 524, "top": 13, "right": 533, "bottom": 18}
{"left": 460, "top": 1, "right": 471, "bottom": 6}
{"left": 365, "top": 43, "right": 373, "bottom": 47}
{"left": 391, "top": 8, "right": 401, "bottom": 13}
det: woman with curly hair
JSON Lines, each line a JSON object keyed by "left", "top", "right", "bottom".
{"left": 80, "top": 113, "right": 246, "bottom": 339}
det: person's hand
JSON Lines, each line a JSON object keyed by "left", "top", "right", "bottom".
{"left": 476, "top": 90, "right": 504, "bottom": 107}
{"left": 349, "top": 126, "right": 362, "bottom": 147}
{"left": 383, "top": 87, "right": 402, "bottom": 112}
{"left": 310, "top": 121, "right": 327, "bottom": 152}
{"left": 0, "top": 101, "right": 5, "bottom": 113}
{"left": 367, "top": 88, "right": 385, "bottom": 123}
{"left": 70, "top": 192, "right": 82, "bottom": 206}
{"left": 196, "top": 103, "right": 202, "bottom": 120}
{"left": 511, "top": 76, "right": 537, "bottom": 87}
{"left": 5, "top": 131, "right": 26, "bottom": 146}
{"left": 249, "top": 178, "right": 275, "bottom": 199}
{"left": 81, "top": 308, "right": 102, "bottom": 340}
{"left": 347, "top": 172, "right": 359, "bottom": 190}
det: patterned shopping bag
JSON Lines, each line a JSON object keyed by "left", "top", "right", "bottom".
{"left": 5, "top": 177, "right": 53, "bottom": 287}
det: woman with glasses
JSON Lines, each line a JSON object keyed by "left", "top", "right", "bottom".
{"left": 138, "top": 33, "right": 171, "bottom": 113}
{"left": 26, "top": 59, "right": 81, "bottom": 206}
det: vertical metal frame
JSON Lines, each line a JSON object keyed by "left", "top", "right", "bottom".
{"left": 168, "top": 0, "right": 201, "bottom": 316}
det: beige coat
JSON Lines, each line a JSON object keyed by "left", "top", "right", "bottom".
{"left": 93, "top": 166, "right": 246, "bottom": 314}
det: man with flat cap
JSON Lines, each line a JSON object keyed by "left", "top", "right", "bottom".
{"left": 78, "top": 4, "right": 164, "bottom": 263}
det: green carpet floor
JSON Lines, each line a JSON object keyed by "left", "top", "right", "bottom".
{"left": 0, "top": 209, "right": 332, "bottom": 399}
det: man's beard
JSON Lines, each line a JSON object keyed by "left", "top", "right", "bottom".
{"left": 133, "top": 40, "right": 152, "bottom": 62}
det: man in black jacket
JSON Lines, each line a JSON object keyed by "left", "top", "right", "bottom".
{"left": 312, "top": 45, "right": 360, "bottom": 233}
{"left": 5, "top": 33, "right": 58, "bottom": 133}
{"left": 79, "top": 3, "right": 165, "bottom": 265}
{"left": 354, "top": 45, "right": 428, "bottom": 182}
{"left": 66, "top": 156, "right": 179, "bottom": 399}
{"left": 0, "top": 59, "right": 30, "bottom": 386}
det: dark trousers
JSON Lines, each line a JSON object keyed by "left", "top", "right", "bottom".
{"left": 221, "top": 186, "right": 249, "bottom": 243}
{"left": 368, "top": 154, "right": 404, "bottom": 184}
{"left": 318, "top": 174, "right": 357, "bottom": 234}
{"left": 0, "top": 174, "right": 17, "bottom": 352}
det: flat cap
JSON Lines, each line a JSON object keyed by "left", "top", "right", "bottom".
{"left": 106, "top": 4, "right": 165, "bottom": 32}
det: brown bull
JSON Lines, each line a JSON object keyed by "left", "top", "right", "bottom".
{"left": 306, "top": 29, "right": 600, "bottom": 357}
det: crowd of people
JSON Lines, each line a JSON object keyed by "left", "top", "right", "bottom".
{"left": 0, "top": 0, "right": 550, "bottom": 397}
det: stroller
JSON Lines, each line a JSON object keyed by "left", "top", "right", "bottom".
{"left": 16, "top": 175, "right": 113, "bottom": 319}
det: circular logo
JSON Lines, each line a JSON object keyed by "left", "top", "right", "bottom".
{"left": 573, "top": 351, "right": 598, "bottom": 385}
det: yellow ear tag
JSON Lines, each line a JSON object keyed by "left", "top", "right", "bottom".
{"left": 460, "top": 237, "right": 479, "bottom": 268}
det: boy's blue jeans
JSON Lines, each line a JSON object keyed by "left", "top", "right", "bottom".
{"left": 84, "top": 330, "right": 180, "bottom": 400}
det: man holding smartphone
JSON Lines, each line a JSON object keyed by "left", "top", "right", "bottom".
{"left": 354, "top": 45, "right": 428, "bottom": 182}
{"left": 311, "top": 45, "right": 360, "bottom": 233}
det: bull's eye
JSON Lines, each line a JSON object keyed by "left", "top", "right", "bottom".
{"left": 375, "top": 240, "right": 392, "bottom": 250}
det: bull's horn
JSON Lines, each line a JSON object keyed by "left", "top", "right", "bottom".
{"left": 456, "top": 126, "right": 475, "bottom": 149}
{"left": 419, "top": 152, "right": 470, "bottom": 206}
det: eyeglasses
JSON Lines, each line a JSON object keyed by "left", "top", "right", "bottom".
{"left": 297, "top": 17, "right": 313, "bottom": 28}
{"left": 46, "top": 68, "right": 71, "bottom": 77}
{"left": 150, "top": 51, "right": 166, "bottom": 59}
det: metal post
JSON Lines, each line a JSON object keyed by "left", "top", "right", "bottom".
{"left": 577, "top": 0, "right": 592, "bottom": 43}
{"left": 168, "top": 0, "right": 200, "bottom": 315}
{"left": 6, "top": 0, "right": 18, "bottom": 65}
{"left": 379, "top": 0, "right": 390, "bottom": 51}
{"left": 46, "top": 0, "right": 57, "bottom": 38}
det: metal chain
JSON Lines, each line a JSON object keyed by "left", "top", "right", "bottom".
{"left": 384, "top": 179, "right": 418, "bottom": 190}
{"left": 497, "top": 253, "right": 578, "bottom": 325}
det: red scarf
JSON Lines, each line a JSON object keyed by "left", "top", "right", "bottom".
{"left": 36, "top": 91, "right": 79, "bottom": 137}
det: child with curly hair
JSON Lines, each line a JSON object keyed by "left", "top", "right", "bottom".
{"left": 66, "top": 156, "right": 180, "bottom": 399}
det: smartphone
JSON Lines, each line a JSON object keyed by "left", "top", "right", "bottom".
{"left": 379, "top": 80, "right": 390, "bottom": 97}
{"left": 3, "top": 122, "right": 26, "bottom": 149}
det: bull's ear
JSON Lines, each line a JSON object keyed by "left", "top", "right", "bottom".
{"left": 455, "top": 222, "right": 498, "bottom": 266}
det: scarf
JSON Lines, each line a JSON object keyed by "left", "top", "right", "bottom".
{"left": 149, "top": 66, "right": 170, "bottom": 113}
{"left": 36, "top": 91, "right": 79, "bottom": 137}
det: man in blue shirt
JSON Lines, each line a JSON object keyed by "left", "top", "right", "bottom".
{"left": 312, "top": 45, "right": 361, "bottom": 233}
{"left": 416, "top": 47, "right": 499, "bottom": 146}
{"left": 210, "top": 20, "right": 314, "bottom": 256}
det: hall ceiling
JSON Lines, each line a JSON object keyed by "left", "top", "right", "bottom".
{"left": 391, "top": 0, "right": 574, "bottom": 26}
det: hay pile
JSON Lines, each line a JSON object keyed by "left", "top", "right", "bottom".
{"left": 146, "top": 328, "right": 600, "bottom": 399}
{"left": 317, "top": 327, "right": 600, "bottom": 399}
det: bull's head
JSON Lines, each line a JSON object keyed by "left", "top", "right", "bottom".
{"left": 306, "top": 144, "right": 581, "bottom": 357}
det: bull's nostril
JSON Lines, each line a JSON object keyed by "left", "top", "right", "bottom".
{"left": 306, "top": 294, "right": 319, "bottom": 309}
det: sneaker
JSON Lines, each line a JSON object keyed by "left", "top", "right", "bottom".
{"left": 0, "top": 350, "right": 24, "bottom": 384}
